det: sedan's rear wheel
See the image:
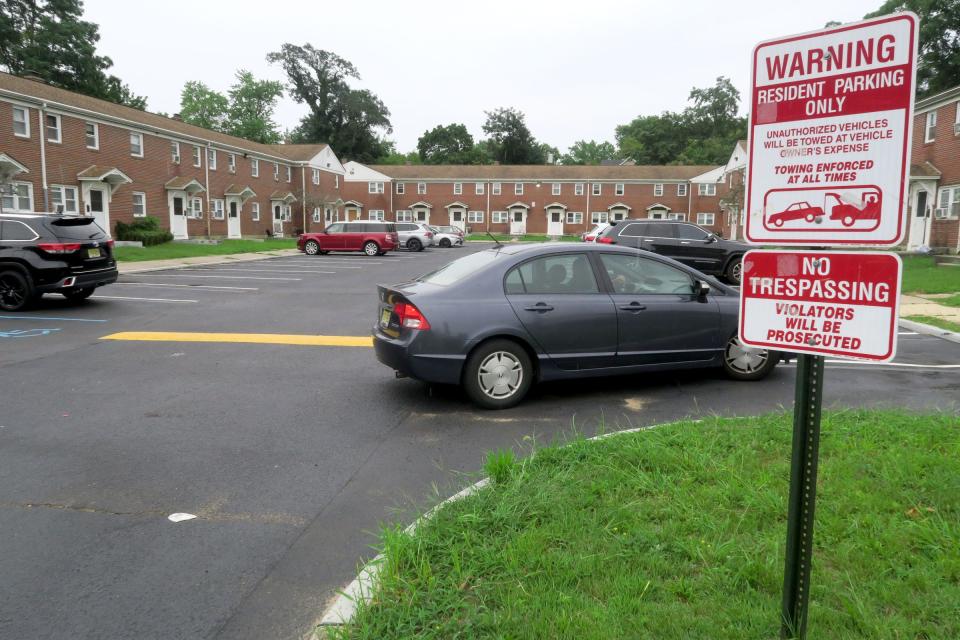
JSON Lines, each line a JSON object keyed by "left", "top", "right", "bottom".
{"left": 363, "top": 241, "right": 379, "bottom": 256}
{"left": 304, "top": 240, "right": 320, "bottom": 255}
{"left": 725, "top": 257, "right": 743, "bottom": 285}
{"left": 0, "top": 270, "right": 32, "bottom": 312}
{"left": 722, "top": 336, "right": 778, "bottom": 381}
{"left": 407, "top": 238, "right": 422, "bottom": 252}
{"left": 439, "top": 238, "right": 451, "bottom": 248}
{"left": 464, "top": 339, "right": 533, "bottom": 409}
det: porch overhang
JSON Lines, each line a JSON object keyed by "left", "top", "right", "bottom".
{"left": 607, "top": 202, "right": 632, "bottom": 211}
{"left": 506, "top": 201, "right": 530, "bottom": 209}
{"left": 342, "top": 200, "right": 363, "bottom": 208}
{"left": 645, "top": 202, "right": 671, "bottom": 211}
{"left": 444, "top": 201, "right": 469, "bottom": 209}
{"left": 0, "top": 152, "right": 29, "bottom": 182}
{"left": 165, "top": 176, "right": 207, "bottom": 194}
{"left": 544, "top": 202, "right": 567, "bottom": 210}
{"left": 224, "top": 184, "right": 256, "bottom": 202}
{"left": 409, "top": 201, "right": 433, "bottom": 209}
{"left": 269, "top": 191, "right": 298, "bottom": 204}
{"left": 78, "top": 165, "right": 132, "bottom": 195}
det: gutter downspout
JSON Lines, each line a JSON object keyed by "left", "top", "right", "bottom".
{"left": 688, "top": 182, "right": 692, "bottom": 224}
{"left": 586, "top": 182, "right": 591, "bottom": 226}
{"left": 204, "top": 143, "right": 211, "bottom": 237}
{"left": 301, "top": 165, "right": 307, "bottom": 233}
{"left": 486, "top": 182, "right": 490, "bottom": 232}
{"left": 38, "top": 105, "right": 49, "bottom": 211}
{"left": 389, "top": 181, "right": 394, "bottom": 221}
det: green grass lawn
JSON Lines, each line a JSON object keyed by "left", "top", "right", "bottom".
{"left": 466, "top": 233, "right": 580, "bottom": 243}
{"left": 332, "top": 411, "right": 959, "bottom": 640}
{"left": 905, "top": 315, "right": 960, "bottom": 333}
{"left": 939, "top": 294, "right": 960, "bottom": 308}
{"left": 113, "top": 239, "right": 297, "bottom": 262}
{"left": 900, "top": 255, "right": 960, "bottom": 294}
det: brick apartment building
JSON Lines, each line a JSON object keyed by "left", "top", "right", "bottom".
{"left": 0, "top": 72, "right": 346, "bottom": 239}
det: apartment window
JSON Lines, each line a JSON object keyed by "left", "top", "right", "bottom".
{"left": 492, "top": 211, "right": 508, "bottom": 223}
{"left": 49, "top": 185, "right": 78, "bottom": 214}
{"left": 575, "top": 183, "right": 584, "bottom": 196}
{"left": 312, "top": 169, "right": 320, "bottom": 185}
{"left": 616, "top": 183, "right": 625, "bottom": 196}
{"left": 274, "top": 163, "right": 280, "bottom": 180}
{"left": 207, "top": 148, "right": 217, "bottom": 170}
{"left": 132, "top": 192, "right": 146, "bottom": 217}
{"left": 12, "top": 106, "right": 29, "bottom": 137}
{"left": 454, "top": 182, "right": 463, "bottom": 195}
{"left": 417, "top": 182, "right": 426, "bottom": 194}
{"left": 592, "top": 183, "right": 601, "bottom": 196}
{"left": 697, "top": 212, "right": 715, "bottom": 226}
{"left": 251, "top": 202, "right": 260, "bottom": 221}
{"left": 212, "top": 199, "right": 225, "bottom": 219}
{"left": 1, "top": 182, "right": 33, "bottom": 212}
{"left": 492, "top": 182, "right": 501, "bottom": 195}
{"left": 313, "top": 208, "right": 322, "bottom": 223}
{"left": 475, "top": 183, "right": 484, "bottom": 195}
{"left": 284, "top": 205, "right": 292, "bottom": 221}
{"left": 190, "top": 197, "right": 203, "bottom": 218}
{"left": 130, "top": 132, "right": 144, "bottom": 157}
{"left": 44, "top": 113, "right": 61, "bottom": 142}
{"left": 368, "top": 181, "right": 385, "bottom": 194}
{"left": 677, "top": 183, "right": 688, "bottom": 196}
{"left": 369, "top": 209, "right": 385, "bottom": 220}
{"left": 192, "top": 146, "right": 202, "bottom": 167}
{"left": 925, "top": 111, "right": 937, "bottom": 142}
{"left": 654, "top": 183, "right": 663, "bottom": 196}
{"left": 552, "top": 183, "right": 561, "bottom": 196}
{"left": 468, "top": 210, "right": 484, "bottom": 223}
{"left": 591, "top": 211, "right": 608, "bottom": 224}
{"left": 324, "top": 207, "right": 332, "bottom": 222}
{"left": 396, "top": 182, "right": 405, "bottom": 195}
{"left": 171, "top": 141, "right": 181, "bottom": 164}
{"left": 228, "top": 154, "right": 236, "bottom": 173}
{"left": 669, "top": 213, "right": 687, "bottom": 221}
{"left": 937, "top": 186, "right": 960, "bottom": 218}
{"left": 566, "top": 211, "right": 583, "bottom": 224}
{"left": 698, "top": 183, "right": 717, "bottom": 196}
{"left": 286, "top": 165, "right": 292, "bottom": 183}
{"left": 85, "top": 122, "right": 99, "bottom": 149}
{"left": 335, "top": 175, "right": 339, "bottom": 188}
{"left": 251, "top": 158, "right": 259, "bottom": 177}
{"left": 514, "top": 183, "right": 524, "bottom": 195}
{"left": 396, "top": 210, "right": 413, "bottom": 222}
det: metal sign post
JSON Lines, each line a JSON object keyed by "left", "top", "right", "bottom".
{"left": 780, "top": 353, "right": 824, "bottom": 639}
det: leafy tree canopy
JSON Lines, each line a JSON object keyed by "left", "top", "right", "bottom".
{"left": 482, "top": 107, "right": 546, "bottom": 164}
{"left": 561, "top": 139, "right": 617, "bottom": 165}
{"left": 417, "top": 123, "right": 486, "bottom": 164}
{"left": 178, "top": 71, "right": 284, "bottom": 144}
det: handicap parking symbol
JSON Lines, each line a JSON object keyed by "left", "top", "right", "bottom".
{"left": 0, "top": 328, "right": 61, "bottom": 338}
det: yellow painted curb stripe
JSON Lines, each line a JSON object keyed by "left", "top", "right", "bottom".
{"left": 101, "top": 331, "right": 373, "bottom": 347}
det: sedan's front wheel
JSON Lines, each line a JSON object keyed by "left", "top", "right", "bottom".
{"left": 721, "top": 336, "right": 778, "bottom": 381}
{"left": 464, "top": 339, "right": 533, "bottom": 409}
{"left": 725, "top": 257, "right": 743, "bottom": 285}
{"left": 304, "top": 240, "right": 320, "bottom": 255}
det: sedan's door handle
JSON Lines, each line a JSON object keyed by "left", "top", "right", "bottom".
{"left": 680, "top": 241, "right": 691, "bottom": 244}
{"left": 524, "top": 303, "right": 554, "bottom": 312}
{"left": 618, "top": 302, "right": 647, "bottom": 312}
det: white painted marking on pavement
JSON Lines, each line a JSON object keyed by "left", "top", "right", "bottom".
{"left": 167, "top": 513, "right": 197, "bottom": 522}
{"left": 92, "top": 295, "right": 198, "bottom": 303}
{"left": 178, "top": 267, "right": 339, "bottom": 274}
{"left": 131, "top": 274, "right": 302, "bottom": 281}
{"left": 782, "top": 361, "right": 960, "bottom": 369}
{"left": 115, "top": 282, "right": 259, "bottom": 291}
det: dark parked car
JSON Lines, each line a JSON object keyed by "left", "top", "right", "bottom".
{"left": 374, "top": 243, "right": 780, "bottom": 409}
{"left": 597, "top": 219, "right": 748, "bottom": 284}
{"left": 0, "top": 213, "right": 118, "bottom": 311}
{"left": 298, "top": 221, "right": 398, "bottom": 256}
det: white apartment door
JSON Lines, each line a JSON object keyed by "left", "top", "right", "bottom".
{"left": 547, "top": 209, "right": 564, "bottom": 236}
{"left": 169, "top": 194, "right": 188, "bottom": 239}
{"left": 227, "top": 199, "right": 241, "bottom": 238}
{"left": 86, "top": 186, "right": 110, "bottom": 236}
{"left": 908, "top": 189, "right": 931, "bottom": 249}
{"left": 414, "top": 209, "right": 430, "bottom": 225}
{"left": 449, "top": 209, "right": 465, "bottom": 231}
{"left": 273, "top": 203, "right": 284, "bottom": 236}
{"left": 509, "top": 209, "right": 527, "bottom": 235}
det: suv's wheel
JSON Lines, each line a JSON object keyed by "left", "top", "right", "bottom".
{"left": 0, "top": 270, "right": 33, "bottom": 312}
{"left": 439, "top": 238, "right": 451, "bottom": 248}
{"left": 725, "top": 256, "right": 743, "bottom": 285}
{"left": 463, "top": 339, "right": 533, "bottom": 410}
{"left": 63, "top": 287, "right": 95, "bottom": 301}
{"left": 363, "top": 241, "right": 379, "bottom": 256}
{"left": 407, "top": 238, "right": 422, "bottom": 252}
{"left": 304, "top": 240, "right": 320, "bottom": 255}
{"left": 721, "top": 335, "right": 779, "bottom": 381}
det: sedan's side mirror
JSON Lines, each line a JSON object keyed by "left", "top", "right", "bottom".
{"left": 695, "top": 280, "right": 711, "bottom": 299}
{"left": 706, "top": 234, "right": 718, "bottom": 243}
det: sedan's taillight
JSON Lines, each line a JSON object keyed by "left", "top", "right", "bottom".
{"left": 425, "top": 232, "right": 433, "bottom": 238}
{"left": 37, "top": 243, "right": 82, "bottom": 254}
{"left": 597, "top": 236, "right": 616, "bottom": 244}
{"left": 106, "top": 239, "right": 115, "bottom": 248}
{"left": 393, "top": 302, "right": 431, "bottom": 330}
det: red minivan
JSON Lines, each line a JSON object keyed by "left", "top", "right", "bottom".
{"left": 298, "top": 222, "right": 399, "bottom": 256}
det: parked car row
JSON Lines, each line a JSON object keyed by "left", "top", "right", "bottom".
{"left": 297, "top": 222, "right": 465, "bottom": 257}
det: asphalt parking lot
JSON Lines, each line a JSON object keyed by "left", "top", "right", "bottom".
{"left": 2, "top": 242, "right": 959, "bottom": 640}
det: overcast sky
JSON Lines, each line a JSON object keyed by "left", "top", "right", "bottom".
{"left": 84, "top": 0, "right": 881, "bottom": 154}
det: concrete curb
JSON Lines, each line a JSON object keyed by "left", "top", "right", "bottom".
{"left": 117, "top": 249, "right": 300, "bottom": 274}
{"left": 899, "top": 318, "right": 960, "bottom": 345}
{"left": 316, "top": 421, "right": 675, "bottom": 630}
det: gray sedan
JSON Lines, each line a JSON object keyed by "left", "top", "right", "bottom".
{"left": 373, "top": 243, "right": 779, "bottom": 409}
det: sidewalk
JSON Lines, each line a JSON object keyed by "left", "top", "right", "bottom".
{"left": 900, "top": 294, "right": 960, "bottom": 324}
{"left": 117, "top": 249, "right": 300, "bottom": 274}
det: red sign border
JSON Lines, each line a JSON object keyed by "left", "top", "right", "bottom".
{"left": 737, "top": 249, "right": 903, "bottom": 362}
{"left": 744, "top": 13, "right": 918, "bottom": 247}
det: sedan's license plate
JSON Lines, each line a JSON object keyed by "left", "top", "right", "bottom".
{"left": 87, "top": 248, "right": 101, "bottom": 259}
{"left": 380, "top": 308, "right": 391, "bottom": 327}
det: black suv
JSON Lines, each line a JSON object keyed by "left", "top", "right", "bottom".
{"left": 0, "top": 213, "right": 118, "bottom": 311}
{"left": 597, "top": 219, "right": 748, "bottom": 284}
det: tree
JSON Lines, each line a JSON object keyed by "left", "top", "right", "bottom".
{"left": 178, "top": 81, "right": 229, "bottom": 131}
{"left": 481, "top": 107, "right": 545, "bottom": 164}
{"left": 267, "top": 44, "right": 392, "bottom": 162}
{"left": 561, "top": 139, "right": 617, "bottom": 165}
{"left": 417, "top": 123, "right": 480, "bottom": 164}
{"left": 226, "top": 70, "right": 284, "bottom": 144}
{"left": 865, "top": 1, "right": 960, "bottom": 97}
{"left": 0, "top": 0, "right": 146, "bottom": 108}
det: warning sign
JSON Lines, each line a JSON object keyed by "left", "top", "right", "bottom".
{"left": 738, "top": 250, "right": 902, "bottom": 361}
{"left": 745, "top": 13, "right": 918, "bottom": 245}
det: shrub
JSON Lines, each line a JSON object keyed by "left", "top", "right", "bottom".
{"left": 115, "top": 216, "right": 174, "bottom": 246}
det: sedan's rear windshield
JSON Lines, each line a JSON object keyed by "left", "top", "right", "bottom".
{"left": 46, "top": 217, "right": 106, "bottom": 240}
{"left": 417, "top": 250, "right": 502, "bottom": 286}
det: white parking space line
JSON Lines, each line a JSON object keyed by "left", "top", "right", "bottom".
{"left": 782, "top": 360, "right": 960, "bottom": 369}
{"left": 92, "top": 295, "right": 198, "bottom": 303}
{"left": 898, "top": 331, "right": 919, "bottom": 335}
{"left": 179, "top": 267, "right": 344, "bottom": 274}
{"left": 114, "top": 282, "right": 259, "bottom": 291}
{"left": 132, "top": 274, "right": 302, "bottom": 281}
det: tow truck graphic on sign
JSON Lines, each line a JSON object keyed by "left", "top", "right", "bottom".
{"left": 763, "top": 186, "right": 882, "bottom": 232}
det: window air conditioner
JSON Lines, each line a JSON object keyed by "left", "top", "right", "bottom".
{"left": 934, "top": 208, "right": 949, "bottom": 219}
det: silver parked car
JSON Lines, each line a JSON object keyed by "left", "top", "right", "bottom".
{"left": 429, "top": 226, "right": 463, "bottom": 248}
{"left": 395, "top": 222, "right": 435, "bottom": 252}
